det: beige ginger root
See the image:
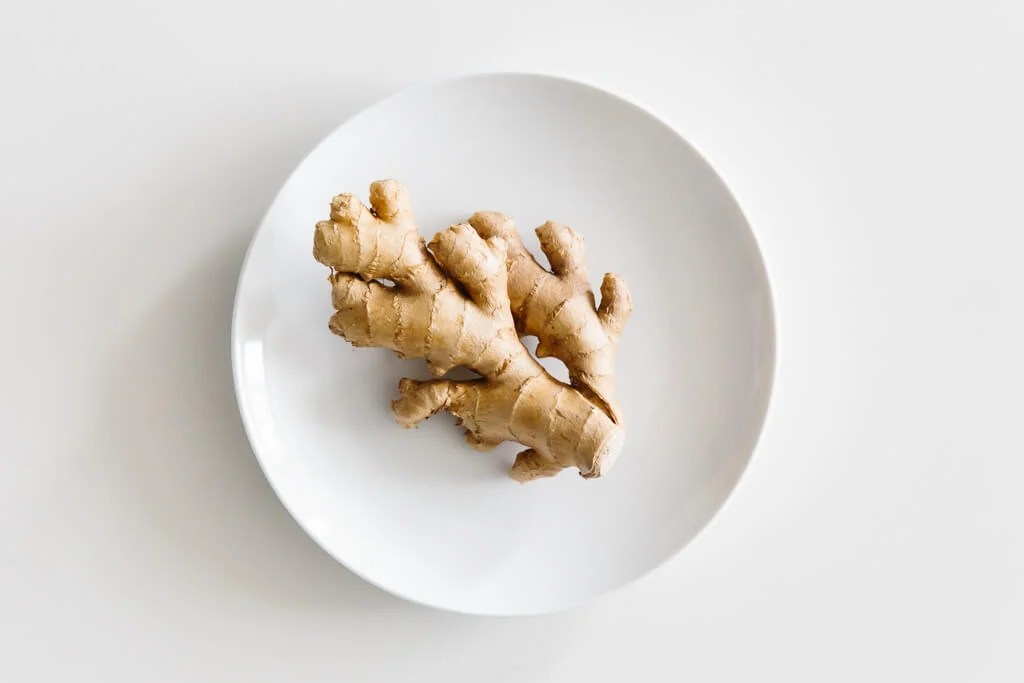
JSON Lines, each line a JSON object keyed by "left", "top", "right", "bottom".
{"left": 313, "top": 180, "right": 629, "bottom": 482}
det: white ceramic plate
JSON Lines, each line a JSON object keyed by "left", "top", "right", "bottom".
{"left": 232, "top": 73, "right": 775, "bottom": 615}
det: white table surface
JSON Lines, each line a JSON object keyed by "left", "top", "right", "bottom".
{"left": 2, "top": 1, "right": 1022, "bottom": 680}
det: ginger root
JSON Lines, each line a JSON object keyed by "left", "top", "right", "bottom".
{"left": 313, "top": 180, "right": 631, "bottom": 482}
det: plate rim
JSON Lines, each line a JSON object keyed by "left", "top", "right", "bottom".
{"left": 230, "top": 71, "right": 777, "bottom": 615}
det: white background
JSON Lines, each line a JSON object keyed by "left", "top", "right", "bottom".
{"left": 2, "top": 1, "right": 1022, "bottom": 680}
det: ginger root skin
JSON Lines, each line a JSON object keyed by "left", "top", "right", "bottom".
{"left": 314, "top": 180, "right": 629, "bottom": 482}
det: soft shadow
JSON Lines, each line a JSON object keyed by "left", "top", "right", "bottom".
{"left": 104, "top": 232, "right": 405, "bottom": 611}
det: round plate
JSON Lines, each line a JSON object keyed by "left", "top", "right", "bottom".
{"left": 232, "top": 73, "right": 775, "bottom": 615}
